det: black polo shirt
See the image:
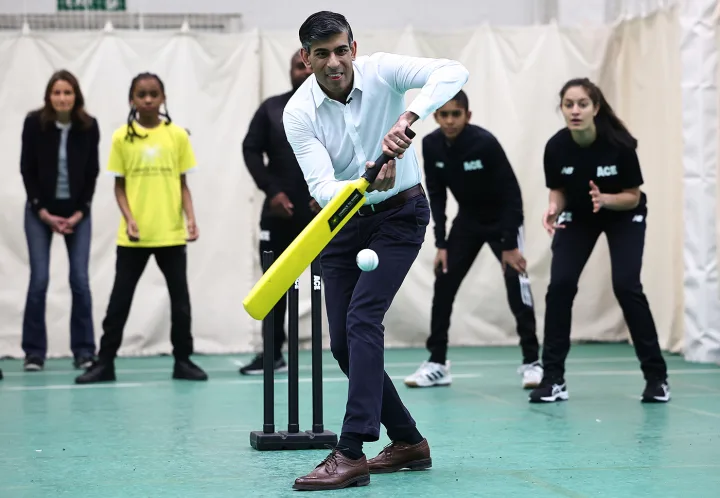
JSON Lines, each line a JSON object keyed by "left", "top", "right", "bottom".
{"left": 422, "top": 124, "right": 524, "bottom": 250}
{"left": 543, "top": 128, "right": 646, "bottom": 222}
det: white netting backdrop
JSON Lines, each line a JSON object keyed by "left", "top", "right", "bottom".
{"left": 0, "top": 6, "right": 695, "bottom": 360}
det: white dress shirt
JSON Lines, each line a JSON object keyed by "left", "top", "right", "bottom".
{"left": 282, "top": 52, "right": 469, "bottom": 208}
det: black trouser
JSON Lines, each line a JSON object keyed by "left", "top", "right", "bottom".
{"left": 427, "top": 216, "right": 538, "bottom": 365}
{"left": 542, "top": 209, "right": 667, "bottom": 382}
{"left": 98, "top": 245, "right": 192, "bottom": 361}
{"left": 258, "top": 210, "right": 313, "bottom": 359}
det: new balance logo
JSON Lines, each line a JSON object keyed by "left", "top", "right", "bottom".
{"left": 435, "top": 161, "right": 444, "bottom": 169}
{"left": 632, "top": 215, "right": 644, "bottom": 223}
{"left": 561, "top": 166, "right": 574, "bottom": 175}
{"left": 463, "top": 160, "right": 483, "bottom": 171}
{"left": 597, "top": 165, "right": 618, "bottom": 177}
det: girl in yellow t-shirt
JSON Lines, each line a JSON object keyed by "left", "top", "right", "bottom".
{"left": 76, "top": 72, "right": 207, "bottom": 384}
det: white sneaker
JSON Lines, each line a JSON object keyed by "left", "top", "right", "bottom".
{"left": 404, "top": 361, "right": 452, "bottom": 388}
{"left": 517, "top": 361, "right": 543, "bottom": 389}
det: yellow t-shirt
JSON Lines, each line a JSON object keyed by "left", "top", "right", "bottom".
{"left": 107, "top": 121, "right": 197, "bottom": 247}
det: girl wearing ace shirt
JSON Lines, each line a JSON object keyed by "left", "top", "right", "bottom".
{"left": 531, "top": 78, "right": 670, "bottom": 404}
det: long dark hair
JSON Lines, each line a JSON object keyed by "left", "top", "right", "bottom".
{"left": 38, "top": 70, "right": 93, "bottom": 130}
{"left": 124, "top": 72, "right": 173, "bottom": 143}
{"left": 559, "top": 77, "right": 637, "bottom": 149}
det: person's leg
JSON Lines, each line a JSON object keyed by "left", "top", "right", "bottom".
{"left": 75, "top": 247, "right": 151, "bottom": 384}
{"left": 294, "top": 194, "right": 431, "bottom": 491}
{"left": 487, "top": 226, "right": 542, "bottom": 389}
{"left": 64, "top": 212, "right": 96, "bottom": 367}
{"left": 405, "top": 216, "right": 482, "bottom": 387}
{"left": 604, "top": 212, "right": 669, "bottom": 402}
{"left": 340, "top": 197, "right": 429, "bottom": 444}
{"left": 529, "top": 218, "right": 601, "bottom": 402}
{"left": 240, "top": 215, "right": 295, "bottom": 375}
{"left": 21, "top": 204, "right": 53, "bottom": 370}
{"left": 153, "top": 245, "right": 207, "bottom": 381}
{"left": 427, "top": 218, "right": 482, "bottom": 362}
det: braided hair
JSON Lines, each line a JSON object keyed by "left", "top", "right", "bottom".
{"left": 125, "top": 72, "right": 173, "bottom": 143}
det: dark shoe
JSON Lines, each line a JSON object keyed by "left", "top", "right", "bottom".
{"left": 73, "top": 356, "right": 96, "bottom": 370}
{"left": 528, "top": 380, "right": 569, "bottom": 403}
{"left": 0, "top": 368, "right": 3, "bottom": 380}
{"left": 24, "top": 356, "right": 44, "bottom": 372}
{"left": 367, "top": 439, "right": 432, "bottom": 474}
{"left": 642, "top": 380, "right": 671, "bottom": 403}
{"left": 292, "top": 449, "right": 370, "bottom": 491}
{"left": 239, "top": 353, "right": 287, "bottom": 375}
{"left": 75, "top": 361, "right": 116, "bottom": 384}
{"left": 173, "top": 358, "right": 208, "bottom": 381}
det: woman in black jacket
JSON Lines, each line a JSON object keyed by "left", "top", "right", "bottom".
{"left": 20, "top": 69, "right": 100, "bottom": 372}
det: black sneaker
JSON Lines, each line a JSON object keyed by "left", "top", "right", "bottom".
{"left": 173, "top": 358, "right": 208, "bottom": 381}
{"left": 24, "top": 356, "right": 44, "bottom": 372}
{"left": 239, "top": 353, "right": 287, "bottom": 375}
{"left": 0, "top": 368, "right": 3, "bottom": 380}
{"left": 75, "top": 360, "right": 116, "bottom": 384}
{"left": 641, "top": 380, "right": 671, "bottom": 403}
{"left": 73, "top": 356, "right": 96, "bottom": 370}
{"left": 529, "top": 380, "right": 569, "bottom": 403}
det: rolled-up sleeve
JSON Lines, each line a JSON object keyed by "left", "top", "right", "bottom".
{"left": 375, "top": 53, "right": 470, "bottom": 120}
{"left": 282, "top": 108, "right": 349, "bottom": 207}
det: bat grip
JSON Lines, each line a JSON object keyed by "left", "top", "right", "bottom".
{"left": 361, "top": 127, "right": 416, "bottom": 185}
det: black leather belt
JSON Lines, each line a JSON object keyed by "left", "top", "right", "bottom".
{"left": 357, "top": 184, "right": 425, "bottom": 216}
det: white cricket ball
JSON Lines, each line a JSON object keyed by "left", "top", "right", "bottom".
{"left": 356, "top": 248, "right": 379, "bottom": 271}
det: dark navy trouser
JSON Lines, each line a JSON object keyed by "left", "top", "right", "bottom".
{"left": 321, "top": 191, "right": 430, "bottom": 442}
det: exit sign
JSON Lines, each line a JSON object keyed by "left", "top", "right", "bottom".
{"left": 57, "top": 0, "right": 126, "bottom": 10}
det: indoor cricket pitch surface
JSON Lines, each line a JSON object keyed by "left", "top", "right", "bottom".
{"left": 1, "top": 343, "right": 719, "bottom": 497}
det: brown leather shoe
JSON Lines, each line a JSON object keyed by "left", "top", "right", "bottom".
{"left": 367, "top": 439, "right": 432, "bottom": 474}
{"left": 292, "top": 449, "right": 371, "bottom": 491}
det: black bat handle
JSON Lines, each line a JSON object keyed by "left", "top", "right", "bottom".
{"left": 361, "top": 127, "right": 417, "bottom": 185}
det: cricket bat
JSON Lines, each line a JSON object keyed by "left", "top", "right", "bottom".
{"left": 242, "top": 127, "right": 416, "bottom": 321}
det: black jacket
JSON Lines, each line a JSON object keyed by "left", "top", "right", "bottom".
{"left": 242, "top": 91, "right": 312, "bottom": 211}
{"left": 20, "top": 110, "right": 100, "bottom": 217}
{"left": 423, "top": 124, "right": 524, "bottom": 250}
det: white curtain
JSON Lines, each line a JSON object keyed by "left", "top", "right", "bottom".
{"left": 681, "top": 0, "right": 720, "bottom": 364}
{"left": 0, "top": 6, "right": 689, "bottom": 360}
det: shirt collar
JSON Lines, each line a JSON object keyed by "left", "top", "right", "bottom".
{"left": 311, "top": 59, "right": 364, "bottom": 108}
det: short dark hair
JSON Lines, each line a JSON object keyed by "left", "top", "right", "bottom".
{"left": 449, "top": 90, "right": 469, "bottom": 111}
{"left": 299, "top": 11, "right": 354, "bottom": 53}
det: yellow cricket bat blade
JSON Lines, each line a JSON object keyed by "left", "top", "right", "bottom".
{"left": 242, "top": 126, "right": 415, "bottom": 321}
{"left": 242, "top": 178, "right": 369, "bottom": 320}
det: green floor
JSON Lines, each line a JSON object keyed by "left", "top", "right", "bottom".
{"left": 1, "top": 344, "right": 720, "bottom": 497}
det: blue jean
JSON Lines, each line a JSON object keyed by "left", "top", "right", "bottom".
{"left": 22, "top": 204, "right": 96, "bottom": 360}
{"left": 321, "top": 190, "right": 430, "bottom": 441}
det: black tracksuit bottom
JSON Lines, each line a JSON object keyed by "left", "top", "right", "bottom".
{"left": 257, "top": 205, "right": 314, "bottom": 359}
{"left": 99, "top": 245, "right": 192, "bottom": 361}
{"left": 427, "top": 214, "right": 538, "bottom": 365}
{"left": 542, "top": 208, "right": 668, "bottom": 383}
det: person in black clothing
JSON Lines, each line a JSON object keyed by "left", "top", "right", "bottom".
{"left": 404, "top": 90, "right": 541, "bottom": 390}
{"left": 239, "top": 49, "right": 316, "bottom": 375}
{"left": 529, "top": 77, "right": 670, "bottom": 404}
{"left": 20, "top": 69, "right": 100, "bottom": 372}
